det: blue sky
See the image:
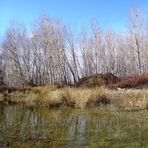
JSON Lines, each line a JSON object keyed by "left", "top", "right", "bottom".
{"left": 0, "top": 0, "right": 147, "bottom": 38}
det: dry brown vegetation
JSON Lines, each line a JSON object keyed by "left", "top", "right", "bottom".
{"left": 107, "top": 89, "right": 148, "bottom": 111}
{"left": 0, "top": 86, "right": 110, "bottom": 108}
{"left": 76, "top": 73, "right": 119, "bottom": 88}
{"left": 116, "top": 75, "right": 148, "bottom": 89}
{"left": 27, "top": 86, "right": 110, "bottom": 109}
{"left": 0, "top": 84, "right": 148, "bottom": 111}
{"left": 75, "top": 73, "right": 148, "bottom": 90}
{"left": 0, "top": 73, "right": 148, "bottom": 111}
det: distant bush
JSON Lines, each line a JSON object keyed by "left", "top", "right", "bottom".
{"left": 76, "top": 73, "right": 119, "bottom": 88}
{"left": 87, "top": 77, "right": 105, "bottom": 88}
{"left": 117, "top": 75, "right": 148, "bottom": 89}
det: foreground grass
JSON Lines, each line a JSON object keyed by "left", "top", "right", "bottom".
{"left": 107, "top": 89, "right": 148, "bottom": 111}
{"left": 26, "top": 86, "right": 110, "bottom": 109}
{"left": 0, "top": 86, "right": 148, "bottom": 111}
{"left": 0, "top": 94, "right": 3, "bottom": 102}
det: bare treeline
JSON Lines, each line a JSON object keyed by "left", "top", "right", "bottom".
{"left": 0, "top": 9, "right": 148, "bottom": 86}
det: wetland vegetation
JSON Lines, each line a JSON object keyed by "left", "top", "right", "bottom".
{"left": 0, "top": 75, "right": 148, "bottom": 147}
{"left": 0, "top": 4, "right": 148, "bottom": 147}
{"left": 0, "top": 105, "right": 148, "bottom": 147}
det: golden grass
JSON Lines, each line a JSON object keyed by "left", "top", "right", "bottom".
{"left": 107, "top": 89, "right": 148, "bottom": 111}
{"left": 0, "top": 85, "right": 148, "bottom": 111}
{"left": 0, "top": 94, "right": 3, "bottom": 101}
{"left": 25, "top": 86, "right": 109, "bottom": 109}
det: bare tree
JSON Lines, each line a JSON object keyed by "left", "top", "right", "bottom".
{"left": 0, "top": 49, "right": 5, "bottom": 85}
{"left": 128, "top": 8, "right": 145, "bottom": 75}
{"left": 0, "top": 9, "right": 147, "bottom": 87}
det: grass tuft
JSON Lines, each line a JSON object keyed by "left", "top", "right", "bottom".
{"left": 86, "top": 88, "right": 110, "bottom": 108}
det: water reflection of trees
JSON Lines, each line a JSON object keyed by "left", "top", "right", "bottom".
{"left": 0, "top": 106, "right": 148, "bottom": 147}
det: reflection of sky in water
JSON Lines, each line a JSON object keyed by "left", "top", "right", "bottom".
{"left": 0, "top": 105, "right": 148, "bottom": 147}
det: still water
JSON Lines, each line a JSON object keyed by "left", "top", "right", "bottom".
{"left": 0, "top": 105, "right": 148, "bottom": 148}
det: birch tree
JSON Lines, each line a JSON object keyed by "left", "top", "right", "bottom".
{"left": 128, "top": 8, "right": 145, "bottom": 74}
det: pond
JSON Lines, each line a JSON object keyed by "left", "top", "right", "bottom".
{"left": 0, "top": 105, "right": 148, "bottom": 148}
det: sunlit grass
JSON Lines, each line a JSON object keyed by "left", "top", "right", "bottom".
{"left": 25, "top": 86, "right": 110, "bottom": 109}
{"left": 0, "top": 94, "right": 3, "bottom": 101}
{"left": 107, "top": 89, "right": 148, "bottom": 111}
{"left": 0, "top": 85, "right": 148, "bottom": 111}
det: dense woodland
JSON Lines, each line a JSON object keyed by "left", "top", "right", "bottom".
{"left": 0, "top": 9, "right": 148, "bottom": 87}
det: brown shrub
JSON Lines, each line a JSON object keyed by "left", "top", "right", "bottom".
{"left": 117, "top": 75, "right": 148, "bottom": 89}
{"left": 76, "top": 73, "right": 119, "bottom": 88}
